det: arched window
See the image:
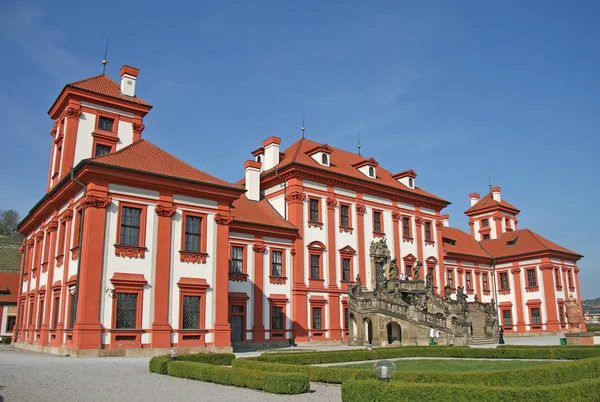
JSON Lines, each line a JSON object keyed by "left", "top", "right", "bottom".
{"left": 408, "top": 178, "right": 413, "bottom": 187}
{"left": 322, "top": 154, "right": 329, "bottom": 165}
{"left": 256, "top": 155, "right": 262, "bottom": 163}
{"left": 369, "top": 166, "right": 374, "bottom": 177}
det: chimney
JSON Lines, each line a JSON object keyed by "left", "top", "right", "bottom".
{"left": 491, "top": 186, "right": 501, "bottom": 202}
{"left": 441, "top": 214, "right": 450, "bottom": 227}
{"left": 469, "top": 193, "right": 480, "bottom": 207}
{"left": 262, "top": 136, "right": 281, "bottom": 171}
{"left": 120, "top": 65, "right": 139, "bottom": 97}
{"left": 244, "top": 160, "right": 261, "bottom": 201}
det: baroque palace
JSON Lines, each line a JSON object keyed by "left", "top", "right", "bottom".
{"left": 14, "top": 66, "right": 585, "bottom": 355}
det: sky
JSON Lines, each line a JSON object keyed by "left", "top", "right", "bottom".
{"left": 0, "top": 1, "right": 598, "bottom": 297}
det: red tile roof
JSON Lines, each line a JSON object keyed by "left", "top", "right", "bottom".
{"left": 0, "top": 272, "right": 19, "bottom": 304}
{"left": 67, "top": 74, "right": 152, "bottom": 107}
{"left": 465, "top": 192, "right": 520, "bottom": 215}
{"left": 88, "top": 140, "right": 244, "bottom": 190}
{"left": 231, "top": 195, "right": 297, "bottom": 230}
{"left": 270, "top": 138, "right": 449, "bottom": 205}
{"left": 441, "top": 227, "right": 490, "bottom": 258}
{"left": 481, "top": 229, "right": 582, "bottom": 259}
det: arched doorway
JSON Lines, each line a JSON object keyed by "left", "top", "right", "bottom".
{"left": 386, "top": 322, "right": 401, "bottom": 344}
{"left": 363, "top": 318, "right": 373, "bottom": 344}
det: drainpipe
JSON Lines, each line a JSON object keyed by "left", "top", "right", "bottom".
{"left": 70, "top": 168, "right": 86, "bottom": 327}
{"left": 275, "top": 168, "right": 287, "bottom": 219}
{"left": 15, "top": 236, "right": 28, "bottom": 343}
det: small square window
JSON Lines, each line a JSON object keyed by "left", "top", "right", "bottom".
{"left": 481, "top": 219, "right": 489, "bottom": 227}
{"left": 483, "top": 234, "right": 490, "bottom": 240}
{"left": 98, "top": 117, "right": 114, "bottom": 132}
{"left": 95, "top": 144, "right": 112, "bottom": 156}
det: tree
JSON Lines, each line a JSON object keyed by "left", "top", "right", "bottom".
{"left": 0, "top": 209, "right": 20, "bottom": 235}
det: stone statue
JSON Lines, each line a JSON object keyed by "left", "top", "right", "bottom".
{"left": 389, "top": 258, "right": 399, "bottom": 279}
{"left": 425, "top": 271, "right": 433, "bottom": 290}
{"left": 350, "top": 274, "right": 363, "bottom": 296}
{"left": 474, "top": 294, "right": 479, "bottom": 302}
{"left": 414, "top": 261, "right": 422, "bottom": 281}
{"left": 566, "top": 294, "right": 582, "bottom": 332}
{"left": 444, "top": 285, "right": 452, "bottom": 300}
{"left": 377, "top": 270, "right": 388, "bottom": 291}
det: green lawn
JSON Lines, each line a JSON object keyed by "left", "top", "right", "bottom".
{"left": 338, "top": 359, "right": 557, "bottom": 372}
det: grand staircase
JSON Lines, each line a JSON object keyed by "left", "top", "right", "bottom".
{"left": 468, "top": 312, "right": 498, "bottom": 345}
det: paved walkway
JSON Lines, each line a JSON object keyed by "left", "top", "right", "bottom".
{"left": 316, "top": 356, "right": 567, "bottom": 367}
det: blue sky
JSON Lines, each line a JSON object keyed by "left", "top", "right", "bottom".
{"left": 1, "top": 1, "right": 598, "bottom": 297}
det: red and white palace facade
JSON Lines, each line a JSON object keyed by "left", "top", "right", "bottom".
{"left": 14, "top": 66, "right": 585, "bottom": 356}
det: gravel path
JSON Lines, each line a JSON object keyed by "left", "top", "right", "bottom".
{"left": 0, "top": 346, "right": 340, "bottom": 402}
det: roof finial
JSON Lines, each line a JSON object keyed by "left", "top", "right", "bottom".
{"left": 357, "top": 130, "right": 361, "bottom": 156}
{"left": 301, "top": 111, "right": 305, "bottom": 138}
{"left": 102, "top": 39, "right": 109, "bottom": 75}
{"left": 488, "top": 171, "right": 492, "bottom": 193}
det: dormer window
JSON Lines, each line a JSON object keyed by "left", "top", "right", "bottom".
{"left": 256, "top": 155, "right": 262, "bottom": 163}
{"left": 368, "top": 166, "right": 374, "bottom": 177}
{"left": 322, "top": 154, "right": 328, "bottom": 165}
{"left": 408, "top": 178, "right": 414, "bottom": 187}
{"left": 306, "top": 144, "right": 333, "bottom": 167}
{"left": 392, "top": 169, "right": 417, "bottom": 188}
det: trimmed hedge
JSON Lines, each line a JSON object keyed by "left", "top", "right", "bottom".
{"left": 176, "top": 352, "right": 236, "bottom": 366}
{"left": 255, "top": 346, "right": 600, "bottom": 365}
{"left": 341, "top": 378, "right": 600, "bottom": 402}
{"left": 167, "top": 361, "right": 310, "bottom": 394}
{"left": 149, "top": 355, "right": 171, "bottom": 374}
{"left": 233, "top": 358, "right": 374, "bottom": 383}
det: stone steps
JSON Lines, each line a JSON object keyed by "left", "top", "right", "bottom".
{"left": 470, "top": 336, "right": 498, "bottom": 345}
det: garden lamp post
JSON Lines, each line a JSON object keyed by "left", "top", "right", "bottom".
{"left": 373, "top": 360, "right": 396, "bottom": 382}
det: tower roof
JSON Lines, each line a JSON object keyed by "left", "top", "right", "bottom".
{"left": 464, "top": 192, "right": 520, "bottom": 215}
{"left": 67, "top": 74, "right": 151, "bottom": 106}
{"left": 480, "top": 229, "right": 582, "bottom": 259}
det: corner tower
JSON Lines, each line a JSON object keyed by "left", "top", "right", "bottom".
{"left": 45, "top": 65, "right": 152, "bottom": 192}
{"left": 465, "top": 186, "right": 520, "bottom": 241}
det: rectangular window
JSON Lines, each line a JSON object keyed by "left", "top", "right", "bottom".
{"left": 482, "top": 219, "right": 489, "bottom": 227}
{"left": 425, "top": 221, "right": 432, "bottom": 241}
{"left": 465, "top": 272, "right": 472, "bottom": 289}
{"left": 309, "top": 199, "right": 320, "bottom": 222}
{"left": 37, "top": 300, "right": 44, "bottom": 329}
{"left": 402, "top": 217, "right": 411, "bottom": 237}
{"left": 312, "top": 307, "right": 322, "bottom": 330}
{"left": 231, "top": 246, "right": 244, "bottom": 273}
{"left": 559, "top": 306, "right": 565, "bottom": 323}
{"left": 6, "top": 316, "right": 16, "bottom": 333}
{"left": 120, "top": 207, "right": 141, "bottom": 246}
{"left": 531, "top": 308, "right": 541, "bottom": 325}
{"left": 405, "top": 264, "right": 412, "bottom": 278}
{"left": 373, "top": 211, "right": 382, "bottom": 232}
{"left": 98, "top": 116, "right": 115, "bottom": 132}
{"left": 483, "top": 273, "right": 489, "bottom": 290}
{"left": 342, "top": 258, "right": 351, "bottom": 281}
{"left": 271, "top": 306, "right": 283, "bottom": 330}
{"left": 340, "top": 204, "right": 350, "bottom": 227}
{"left": 58, "top": 221, "right": 66, "bottom": 256}
{"left": 527, "top": 269, "right": 537, "bottom": 287}
{"left": 28, "top": 301, "right": 34, "bottom": 326}
{"left": 568, "top": 270, "right": 574, "bottom": 288}
{"left": 271, "top": 250, "right": 283, "bottom": 276}
{"left": 344, "top": 307, "right": 349, "bottom": 330}
{"left": 555, "top": 268, "right": 561, "bottom": 286}
{"left": 503, "top": 309, "right": 512, "bottom": 326}
{"left": 310, "top": 255, "right": 320, "bottom": 279}
{"left": 94, "top": 144, "right": 112, "bottom": 156}
{"left": 68, "top": 292, "right": 76, "bottom": 329}
{"left": 182, "top": 295, "right": 201, "bottom": 329}
{"left": 51, "top": 296, "right": 59, "bottom": 330}
{"left": 73, "top": 209, "right": 83, "bottom": 248}
{"left": 54, "top": 145, "right": 62, "bottom": 176}
{"left": 447, "top": 270, "right": 453, "bottom": 288}
{"left": 184, "top": 215, "right": 201, "bottom": 252}
{"left": 482, "top": 234, "right": 490, "bottom": 240}
{"left": 500, "top": 272, "right": 509, "bottom": 290}
{"left": 115, "top": 293, "right": 137, "bottom": 329}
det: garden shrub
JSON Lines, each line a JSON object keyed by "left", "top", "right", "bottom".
{"left": 176, "top": 352, "right": 236, "bottom": 366}
{"left": 166, "top": 361, "right": 309, "bottom": 394}
{"left": 341, "top": 377, "right": 600, "bottom": 402}
{"left": 232, "top": 358, "right": 375, "bottom": 383}
{"left": 149, "top": 355, "right": 171, "bottom": 374}
{"left": 255, "top": 346, "right": 600, "bottom": 365}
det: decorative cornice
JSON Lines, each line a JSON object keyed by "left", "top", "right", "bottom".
{"left": 82, "top": 195, "right": 112, "bottom": 209}
{"left": 339, "top": 226, "right": 354, "bottom": 234}
{"left": 457, "top": 268, "right": 464, "bottom": 274}
{"left": 65, "top": 107, "right": 82, "bottom": 118}
{"left": 391, "top": 211, "right": 401, "bottom": 222}
{"left": 511, "top": 268, "right": 521, "bottom": 274}
{"left": 355, "top": 204, "right": 366, "bottom": 216}
{"left": 415, "top": 216, "right": 423, "bottom": 226}
{"left": 252, "top": 243, "right": 267, "bottom": 253}
{"left": 41, "top": 262, "right": 49, "bottom": 273}
{"left": 574, "top": 268, "right": 580, "bottom": 274}
{"left": 27, "top": 238, "right": 35, "bottom": 248}
{"left": 269, "top": 276, "right": 287, "bottom": 285}
{"left": 285, "top": 191, "right": 306, "bottom": 204}
{"left": 35, "top": 232, "right": 44, "bottom": 242}
{"left": 435, "top": 220, "right": 444, "bottom": 230}
{"left": 46, "top": 219, "right": 59, "bottom": 233}
{"left": 155, "top": 205, "right": 177, "bottom": 217}
{"left": 228, "top": 272, "right": 248, "bottom": 282}
{"left": 498, "top": 289, "right": 511, "bottom": 295}
{"left": 540, "top": 263, "right": 555, "bottom": 271}
{"left": 56, "top": 255, "right": 64, "bottom": 268}
{"left": 493, "top": 213, "right": 503, "bottom": 221}
{"left": 290, "top": 248, "right": 296, "bottom": 256}
{"left": 63, "top": 209, "right": 74, "bottom": 221}
{"left": 214, "top": 214, "right": 234, "bottom": 225}
{"left": 132, "top": 122, "right": 145, "bottom": 135}
{"left": 308, "top": 221, "right": 324, "bottom": 230}
{"left": 179, "top": 251, "right": 208, "bottom": 264}
{"left": 525, "top": 286, "right": 540, "bottom": 293}
{"left": 326, "top": 197, "right": 337, "bottom": 210}
{"left": 372, "top": 231, "right": 385, "bottom": 239}
{"left": 114, "top": 245, "right": 146, "bottom": 259}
